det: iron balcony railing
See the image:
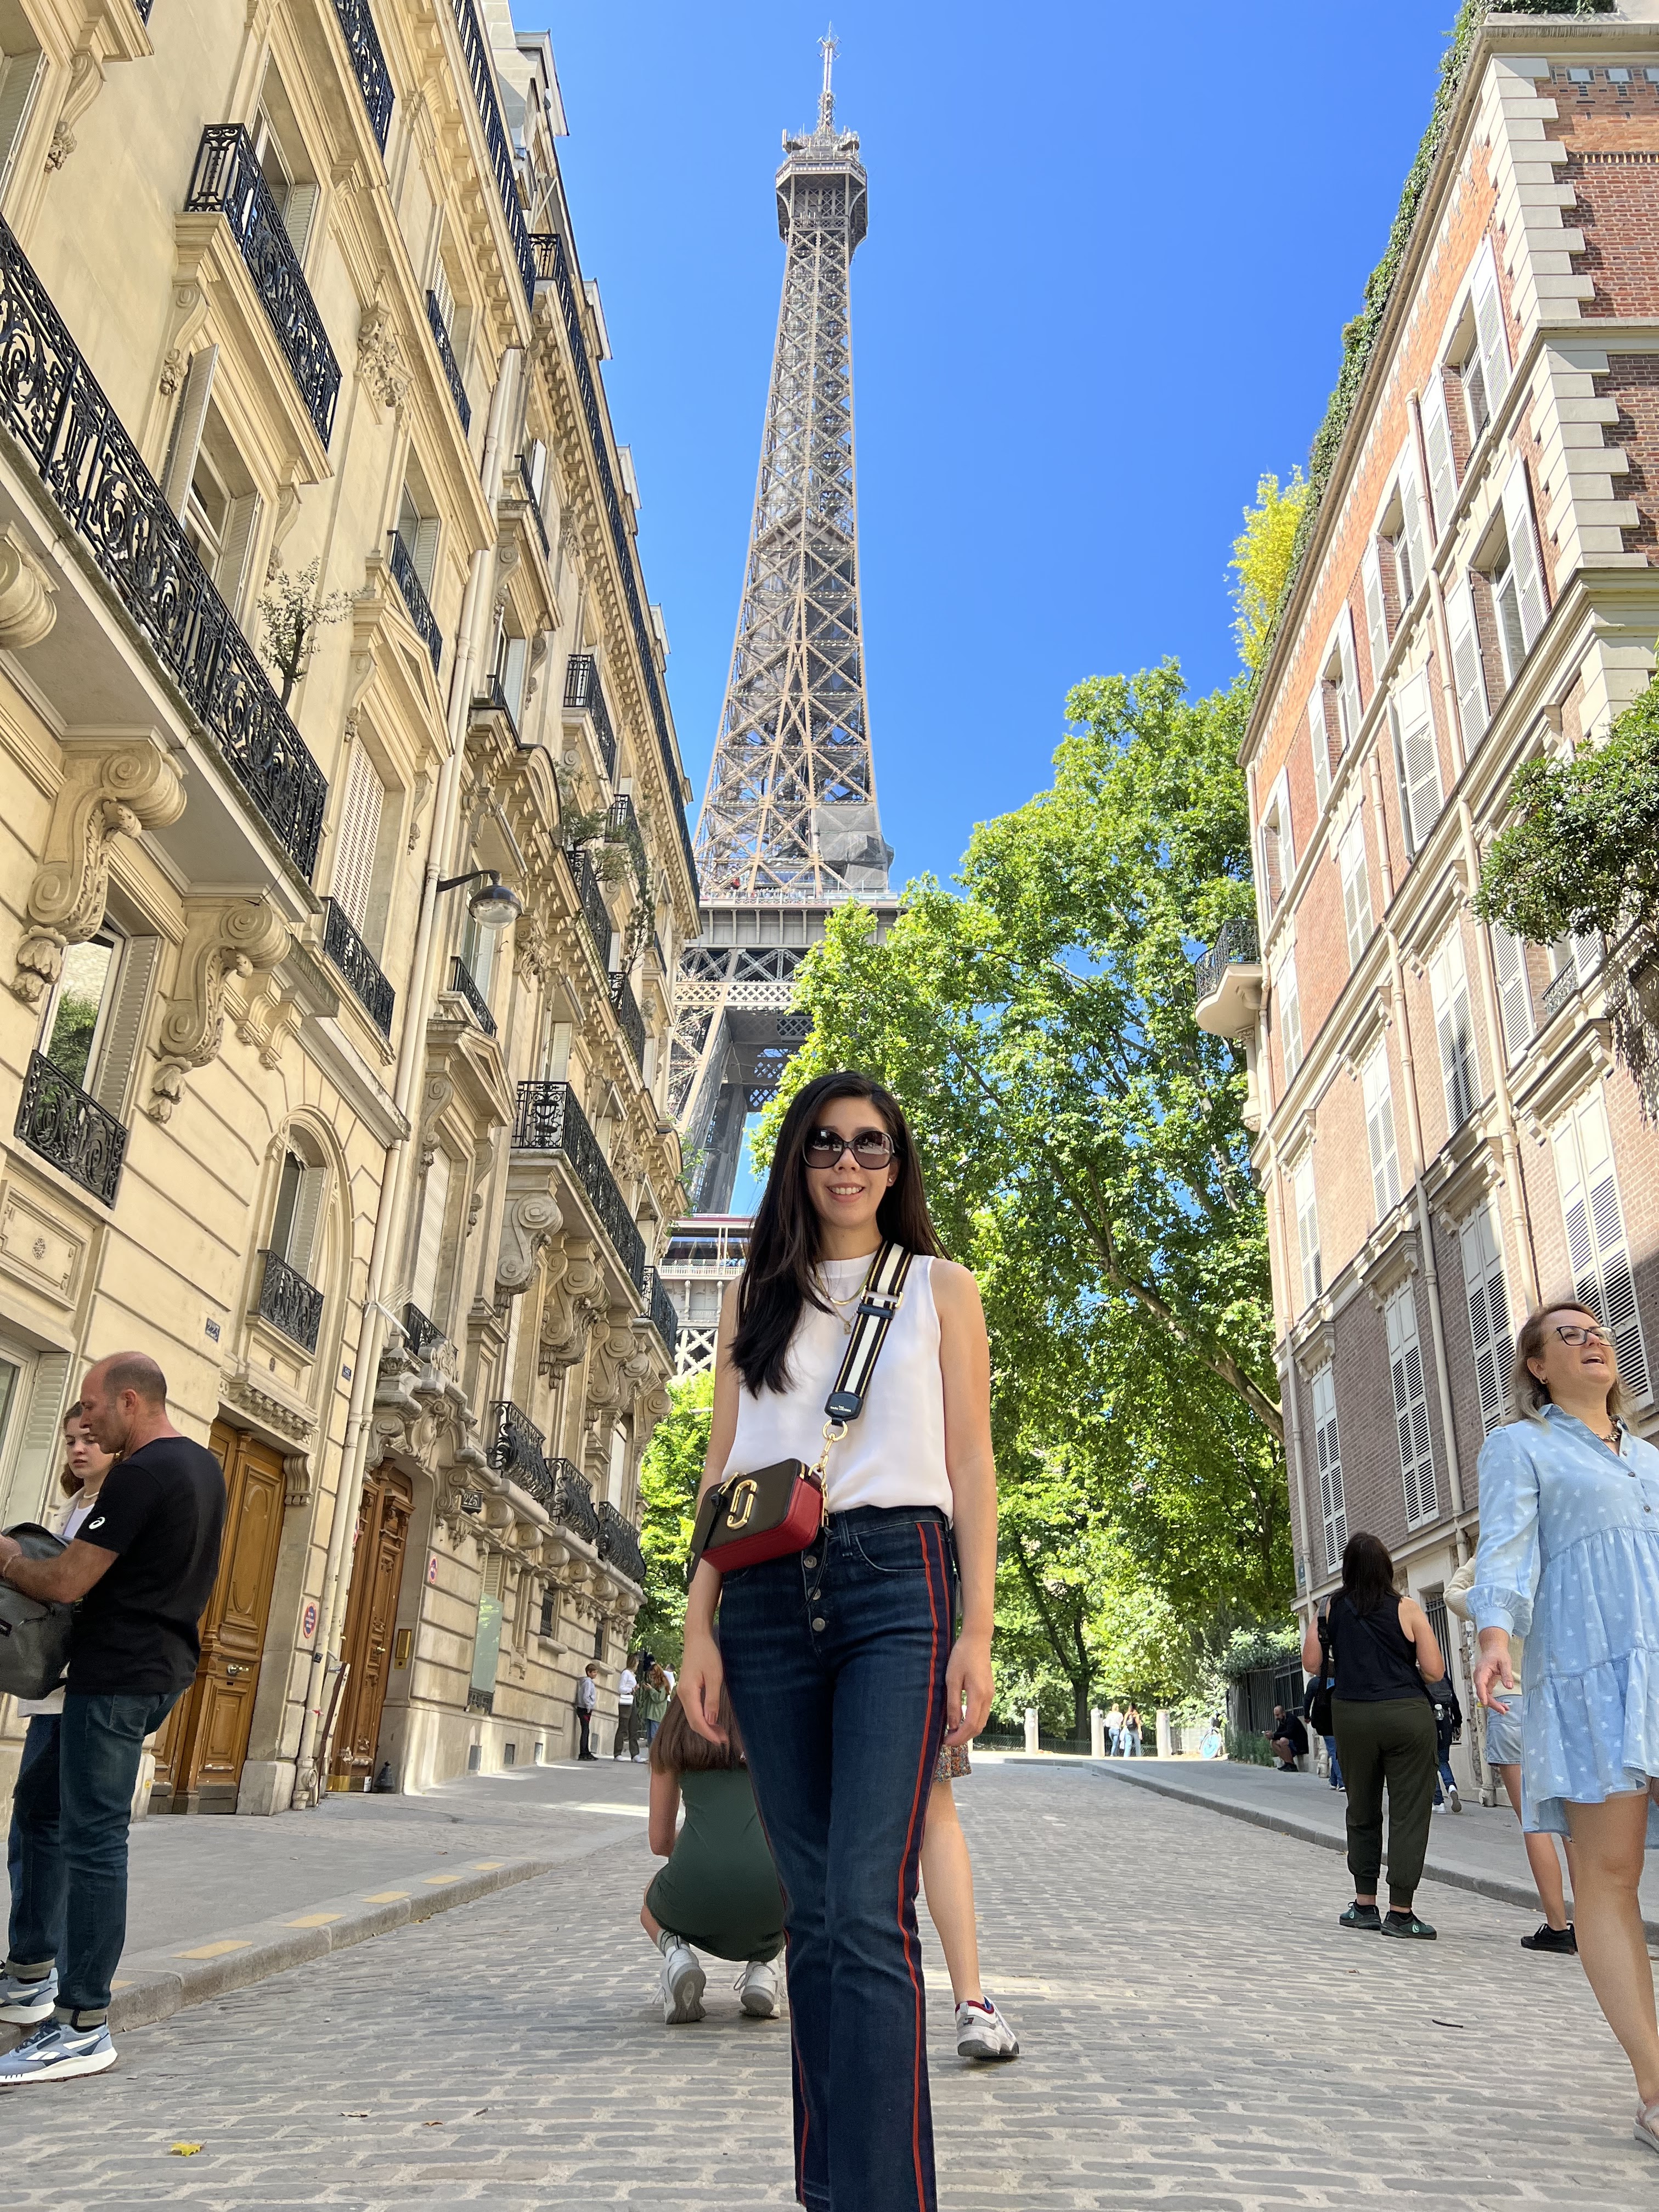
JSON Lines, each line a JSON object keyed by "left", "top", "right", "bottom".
{"left": 512, "top": 1080, "right": 645, "bottom": 1288}
{"left": 448, "top": 955, "right": 496, "bottom": 1037}
{"left": 387, "top": 530, "right": 442, "bottom": 674}
{"left": 1192, "top": 916, "right": 1261, "bottom": 1005}
{"left": 16, "top": 1050, "right": 126, "bottom": 1206}
{"left": 551, "top": 1457, "right": 599, "bottom": 1547}
{"left": 532, "top": 229, "right": 698, "bottom": 900}
{"left": 425, "top": 289, "right": 471, "bottom": 433}
{"left": 644, "top": 1268, "right": 679, "bottom": 1360}
{"left": 488, "top": 1398, "right": 555, "bottom": 1510}
{"left": 610, "top": 969, "right": 645, "bottom": 1070}
{"left": 324, "top": 898, "right": 395, "bottom": 1037}
{"left": 401, "top": 1300, "right": 445, "bottom": 1361}
{"left": 1543, "top": 968, "right": 1578, "bottom": 1022}
{"left": 0, "top": 216, "right": 328, "bottom": 876}
{"left": 563, "top": 841, "right": 613, "bottom": 968}
{"left": 471, "top": 670, "right": 519, "bottom": 746}
{"left": 517, "top": 452, "right": 550, "bottom": 554}
{"left": 597, "top": 1499, "right": 647, "bottom": 1589}
{"left": 329, "top": 0, "right": 394, "bottom": 151}
{"left": 257, "top": 1248, "right": 324, "bottom": 1353}
{"left": 467, "top": 1685, "right": 494, "bottom": 1714}
{"left": 606, "top": 792, "right": 647, "bottom": 888}
{"left": 184, "top": 127, "right": 341, "bottom": 448}
{"left": 443, "top": 0, "right": 534, "bottom": 301}
{"left": 562, "top": 652, "right": 617, "bottom": 780}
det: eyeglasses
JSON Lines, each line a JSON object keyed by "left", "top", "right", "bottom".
{"left": 1554, "top": 1323, "right": 1612, "bottom": 1348}
{"left": 802, "top": 1128, "right": 898, "bottom": 1169}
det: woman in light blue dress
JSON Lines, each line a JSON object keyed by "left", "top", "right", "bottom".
{"left": 1472, "top": 1301, "right": 1659, "bottom": 2156}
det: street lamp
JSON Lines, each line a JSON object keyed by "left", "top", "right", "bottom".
{"left": 437, "top": 868, "right": 522, "bottom": 930}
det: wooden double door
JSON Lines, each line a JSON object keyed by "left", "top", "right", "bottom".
{"left": 329, "top": 1459, "right": 413, "bottom": 1788}
{"left": 150, "top": 1422, "right": 286, "bottom": 1814}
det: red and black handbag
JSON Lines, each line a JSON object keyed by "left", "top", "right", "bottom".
{"left": 687, "top": 1242, "right": 913, "bottom": 1579}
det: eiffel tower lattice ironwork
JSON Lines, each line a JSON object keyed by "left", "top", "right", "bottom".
{"left": 669, "top": 35, "right": 896, "bottom": 1222}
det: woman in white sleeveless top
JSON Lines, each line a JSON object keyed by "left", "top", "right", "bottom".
{"left": 679, "top": 1072, "right": 998, "bottom": 2212}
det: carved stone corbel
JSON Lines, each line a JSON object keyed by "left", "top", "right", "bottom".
{"left": 497, "top": 1180, "right": 561, "bottom": 1298}
{"left": 12, "top": 737, "right": 186, "bottom": 1006}
{"left": 0, "top": 526, "right": 58, "bottom": 648}
{"left": 417, "top": 1072, "right": 456, "bottom": 1168}
{"left": 539, "top": 1237, "right": 601, "bottom": 1372}
{"left": 45, "top": 49, "right": 105, "bottom": 173}
{"left": 148, "top": 897, "right": 291, "bottom": 1120}
{"left": 283, "top": 1453, "right": 312, "bottom": 1508}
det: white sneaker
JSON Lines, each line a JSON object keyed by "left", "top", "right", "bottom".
{"left": 955, "top": 1996, "right": 1019, "bottom": 2061}
{"left": 659, "top": 1940, "right": 706, "bottom": 2025}
{"left": 1637, "top": 2096, "right": 1659, "bottom": 2154}
{"left": 0, "top": 1966, "right": 57, "bottom": 2025}
{"left": 1446, "top": 1782, "right": 1462, "bottom": 1812}
{"left": 0, "top": 2017, "right": 117, "bottom": 2084}
{"left": 735, "top": 1958, "right": 781, "bottom": 2019}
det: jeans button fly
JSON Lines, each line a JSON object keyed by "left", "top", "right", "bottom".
{"left": 804, "top": 1555, "right": 817, "bottom": 1568}
{"left": 811, "top": 1616, "right": 827, "bottom": 1632}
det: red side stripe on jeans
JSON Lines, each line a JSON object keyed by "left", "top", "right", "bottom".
{"left": 894, "top": 1519, "right": 945, "bottom": 2209}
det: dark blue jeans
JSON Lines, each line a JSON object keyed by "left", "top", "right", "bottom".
{"left": 6, "top": 1689, "right": 178, "bottom": 2020}
{"left": 720, "top": 1505, "right": 956, "bottom": 2212}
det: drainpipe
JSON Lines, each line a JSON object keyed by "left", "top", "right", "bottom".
{"left": 294, "top": 354, "right": 521, "bottom": 1803}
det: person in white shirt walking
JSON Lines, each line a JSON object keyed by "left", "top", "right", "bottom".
{"left": 614, "top": 1656, "right": 641, "bottom": 1761}
{"left": 574, "top": 1663, "right": 599, "bottom": 1759}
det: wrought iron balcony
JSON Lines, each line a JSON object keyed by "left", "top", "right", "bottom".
{"left": 551, "top": 1457, "right": 600, "bottom": 1547}
{"left": 444, "top": 0, "right": 535, "bottom": 303}
{"left": 448, "top": 955, "right": 497, "bottom": 1037}
{"left": 425, "top": 290, "right": 471, "bottom": 433}
{"left": 644, "top": 1268, "right": 680, "bottom": 1360}
{"left": 257, "top": 1248, "right": 324, "bottom": 1353}
{"left": 512, "top": 1080, "right": 645, "bottom": 1288}
{"left": 1192, "top": 917, "right": 1260, "bottom": 1004}
{"left": 0, "top": 216, "right": 328, "bottom": 877}
{"left": 16, "top": 1050, "right": 126, "bottom": 1206}
{"left": 597, "top": 1499, "right": 646, "bottom": 1589}
{"left": 329, "top": 0, "right": 393, "bottom": 151}
{"left": 517, "top": 453, "right": 550, "bottom": 554}
{"left": 185, "top": 128, "right": 341, "bottom": 448}
{"left": 563, "top": 841, "right": 613, "bottom": 968}
{"left": 401, "top": 1300, "right": 445, "bottom": 1362}
{"left": 606, "top": 793, "right": 647, "bottom": 888}
{"left": 466, "top": 1685, "right": 494, "bottom": 1714}
{"left": 610, "top": 969, "right": 645, "bottom": 1070}
{"left": 488, "top": 1398, "right": 556, "bottom": 1510}
{"left": 387, "top": 530, "right": 442, "bottom": 674}
{"left": 1543, "top": 968, "right": 1578, "bottom": 1022}
{"left": 470, "top": 672, "right": 519, "bottom": 746}
{"left": 323, "top": 899, "right": 395, "bottom": 1037}
{"left": 562, "top": 652, "right": 617, "bottom": 780}
{"left": 533, "top": 228, "right": 699, "bottom": 901}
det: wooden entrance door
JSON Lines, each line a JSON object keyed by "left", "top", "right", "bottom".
{"left": 330, "top": 1459, "right": 413, "bottom": 1788}
{"left": 149, "top": 1422, "right": 286, "bottom": 1813}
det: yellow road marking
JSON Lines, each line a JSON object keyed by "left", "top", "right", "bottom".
{"left": 361, "top": 1890, "right": 409, "bottom": 1903}
{"left": 176, "top": 1940, "right": 251, "bottom": 1959}
{"left": 285, "top": 1914, "right": 343, "bottom": 1927}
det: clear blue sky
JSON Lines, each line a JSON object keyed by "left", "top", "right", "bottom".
{"left": 535, "top": 0, "right": 1458, "bottom": 890}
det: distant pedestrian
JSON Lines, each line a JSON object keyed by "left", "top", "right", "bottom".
{"left": 637, "top": 1664, "right": 670, "bottom": 1748}
{"left": 1302, "top": 1530, "right": 1444, "bottom": 1940}
{"left": 1446, "top": 1556, "right": 1575, "bottom": 1952}
{"left": 1122, "top": 1703, "right": 1142, "bottom": 1757}
{"left": 1428, "top": 1674, "right": 1463, "bottom": 1813}
{"left": 1104, "top": 1701, "right": 1124, "bottom": 1756}
{"left": 614, "top": 1655, "right": 641, "bottom": 1760}
{"left": 1471, "top": 1303, "right": 1659, "bottom": 2154}
{"left": 575, "top": 1663, "right": 599, "bottom": 1759}
{"left": 1268, "top": 1703, "right": 1308, "bottom": 1773}
{"left": 1199, "top": 1719, "right": 1223, "bottom": 1759}
{"left": 642, "top": 1681, "right": 784, "bottom": 2024}
{"left": 0, "top": 1354, "right": 226, "bottom": 2086}
{"left": 920, "top": 1742, "right": 1018, "bottom": 2061}
{"left": 1302, "top": 1672, "right": 1341, "bottom": 1789}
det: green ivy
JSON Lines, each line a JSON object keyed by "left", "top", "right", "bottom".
{"left": 1217, "top": 1622, "right": 1302, "bottom": 1682}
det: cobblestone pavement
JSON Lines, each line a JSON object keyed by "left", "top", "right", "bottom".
{"left": 5, "top": 1760, "right": 1656, "bottom": 2208}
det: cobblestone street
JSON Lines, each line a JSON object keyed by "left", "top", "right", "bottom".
{"left": 4, "top": 1758, "right": 1655, "bottom": 2209}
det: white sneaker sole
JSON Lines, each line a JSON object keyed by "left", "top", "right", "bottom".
{"left": 663, "top": 1966, "right": 706, "bottom": 2025}
{"left": 0, "top": 1998, "right": 57, "bottom": 2026}
{"left": 0, "top": 2044, "right": 117, "bottom": 2085}
{"left": 738, "top": 1980, "right": 779, "bottom": 2019}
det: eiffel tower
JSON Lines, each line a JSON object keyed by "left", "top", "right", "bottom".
{"left": 668, "top": 34, "right": 896, "bottom": 1232}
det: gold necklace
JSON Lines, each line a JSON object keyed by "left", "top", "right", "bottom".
{"left": 815, "top": 1271, "right": 867, "bottom": 1336}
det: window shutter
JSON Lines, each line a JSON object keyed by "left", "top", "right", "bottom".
{"left": 1386, "top": 1284, "right": 1438, "bottom": 1527}
{"left": 1340, "top": 603, "right": 1363, "bottom": 735}
{"left": 1339, "top": 814, "right": 1373, "bottom": 967}
{"left": 283, "top": 181, "right": 319, "bottom": 264}
{"left": 1429, "top": 932, "right": 1478, "bottom": 1131}
{"left": 1362, "top": 1045, "right": 1401, "bottom": 1219}
{"left": 331, "top": 744, "right": 385, "bottom": 935}
{"left": 1473, "top": 245, "right": 1511, "bottom": 415}
{"left": 1308, "top": 682, "right": 1330, "bottom": 811}
{"left": 0, "top": 1349, "right": 70, "bottom": 1527}
{"left": 287, "top": 1163, "right": 327, "bottom": 1282}
{"left": 526, "top": 438, "right": 547, "bottom": 500}
{"left": 1500, "top": 461, "right": 1547, "bottom": 652}
{"left": 1278, "top": 956, "right": 1302, "bottom": 1082}
{"left": 1553, "top": 1091, "right": 1651, "bottom": 1398}
{"left": 501, "top": 633, "right": 528, "bottom": 720}
{"left": 1361, "top": 543, "right": 1389, "bottom": 687}
{"left": 160, "top": 346, "right": 219, "bottom": 520}
{"left": 1401, "top": 462, "right": 1429, "bottom": 602}
{"left": 1311, "top": 1367, "right": 1347, "bottom": 1573}
{"left": 216, "top": 491, "right": 262, "bottom": 622}
{"left": 1294, "top": 1157, "right": 1321, "bottom": 1308}
{"left": 1459, "top": 1199, "right": 1513, "bottom": 1435}
{"left": 1489, "top": 923, "right": 1532, "bottom": 1062}
{"left": 431, "top": 261, "right": 456, "bottom": 334}
{"left": 1421, "top": 374, "right": 1457, "bottom": 538}
{"left": 0, "top": 50, "right": 44, "bottom": 201}
{"left": 412, "top": 513, "right": 440, "bottom": 591}
{"left": 409, "top": 1149, "right": 451, "bottom": 1317}
{"left": 89, "top": 934, "right": 159, "bottom": 1119}
{"left": 1447, "top": 573, "right": 1488, "bottom": 749}
{"left": 1391, "top": 673, "right": 1442, "bottom": 854}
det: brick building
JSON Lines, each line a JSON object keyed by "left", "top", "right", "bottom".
{"left": 1198, "top": 2, "right": 1659, "bottom": 1786}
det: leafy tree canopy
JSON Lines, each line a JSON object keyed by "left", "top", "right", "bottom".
{"left": 1230, "top": 471, "right": 1307, "bottom": 673}
{"left": 634, "top": 1370, "right": 713, "bottom": 1667}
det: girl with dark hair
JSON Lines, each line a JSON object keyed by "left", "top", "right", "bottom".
{"left": 678, "top": 1070, "right": 998, "bottom": 2212}
{"left": 1301, "top": 1528, "right": 1446, "bottom": 1939}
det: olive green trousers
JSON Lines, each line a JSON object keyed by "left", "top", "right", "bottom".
{"left": 1330, "top": 1695, "right": 1438, "bottom": 1908}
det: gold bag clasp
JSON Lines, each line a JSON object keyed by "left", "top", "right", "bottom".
{"left": 725, "top": 1477, "right": 759, "bottom": 1531}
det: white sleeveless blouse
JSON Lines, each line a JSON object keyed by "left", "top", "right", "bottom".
{"left": 723, "top": 1253, "right": 953, "bottom": 1519}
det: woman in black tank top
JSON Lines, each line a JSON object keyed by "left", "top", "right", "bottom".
{"left": 1301, "top": 1531, "right": 1446, "bottom": 1937}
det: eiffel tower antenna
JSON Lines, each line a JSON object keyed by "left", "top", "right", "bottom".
{"left": 667, "top": 36, "right": 895, "bottom": 1227}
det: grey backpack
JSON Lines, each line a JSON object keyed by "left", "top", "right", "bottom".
{"left": 0, "top": 1523, "right": 72, "bottom": 1700}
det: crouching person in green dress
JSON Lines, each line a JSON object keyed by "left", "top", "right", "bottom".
{"left": 642, "top": 1680, "right": 786, "bottom": 2024}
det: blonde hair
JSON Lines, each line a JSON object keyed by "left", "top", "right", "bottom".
{"left": 1510, "top": 1301, "right": 1629, "bottom": 1427}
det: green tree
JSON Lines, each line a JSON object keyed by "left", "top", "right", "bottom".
{"left": 633, "top": 1370, "right": 713, "bottom": 1667}
{"left": 257, "top": 559, "right": 353, "bottom": 707}
{"left": 1229, "top": 470, "right": 1308, "bottom": 673}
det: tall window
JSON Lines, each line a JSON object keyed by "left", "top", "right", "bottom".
{"left": 1276, "top": 950, "right": 1302, "bottom": 1083}
{"left": 396, "top": 475, "right": 441, "bottom": 592}
{"left": 1362, "top": 1042, "right": 1402, "bottom": 1221}
{"left": 38, "top": 927, "right": 159, "bottom": 1120}
{"left": 1446, "top": 572, "right": 1489, "bottom": 749}
{"left": 1553, "top": 1088, "right": 1651, "bottom": 1400}
{"left": 1459, "top": 1198, "right": 1513, "bottom": 1435}
{"left": 1487, "top": 462, "right": 1548, "bottom": 682}
{"left": 1312, "top": 613, "right": 1363, "bottom": 810}
{"left": 1293, "top": 1156, "right": 1321, "bottom": 1312}
{"left": 0, "top": 43, "right": 44, "bottom": 201}
{"left": 408, "top": 1150, "right": 452, "bottom": 1327}
{"left": 331, "top": 742, "right": 386, "bottom": 946}
{"left": 1390, "top": 670, "right": 1442, "bottom": 858}
{"left": 269, "top": 1143, "right": 326, "bottom": 1286}
{"left": 252, "top": 95, "right": 319, "bottom": 262}
{"left": 1338, "top": 812, "right": 1373, "bottom": 968}
{"left": 1429, "top": 929, "right": 1479, "bottom": 1131}
{"left": 1260, "top": 771, "right": 1293, "bottom": 915}
{"left": 1420, "top": 371, "right": 1457, "bottom": 540}
{"left": 1311, "top": 1366, "right": 1347, "bottom": 1573}
{"left": 1488, "top": 923, "right": 1533, "bottom": 1063}
{"left": 1457, "top": 241, "right": 1511, "bottom": 448}
{"left": 1386, "top": 1283, "right": 1438, "bottom": 1528}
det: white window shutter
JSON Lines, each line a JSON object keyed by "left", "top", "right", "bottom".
{"left": 1429, "top": 933, "right": 1478, "bottom": 1131}
{"left": 0, "top": 51, "right": 44, "bottom": 202}
{"left": 1362, "top": 1045, "right": 1401, "bottom": 1218}
{"left": 1386, "top": 1285, "right": 1438, "bottom": 1526}
{"left": 1401, "top": 462, "right": 1429, "bottom": 602}
{"left": 160, "top": 346, "right": 219, "bottom": 520}
{"left": 413, "top": 514, "right": 441, "bottom": 592}
{"left": 1311, "top": 1367, "right": 1347, "bottom": 1573}
{"left": 409, "top": 1149, "right": 451, "bottom": 1318}
{"left": 283, "top": 181, "right": 319, "bottom": 264}
{"left": 0, "top": 1349, "right": 70, "bottom": 1527}
{"left": 331, "top": 744, "right": 385, "bottom": 935}
{"left": 1554, "top": 1092, "right": 1651, "bottom": 1399}
{"left": 1473, "top": 245, "right": 1511, "bottom": 415}
{"left": 216, "top": 492, "right": 262, "bottom": 622}
{"left": 1392, "top": 674, "right": 1442, "bottom": 855}
{"left": 89, "top": 934, "right": 159, "bottom": 1118}
{"left": 1421, "top": 374, "right": 1457, "bottom": 539}
{"left": 1459, "top": 1199, "right": 1513, "bottom": 1435}
{"left": 1500, "top": 461, "right": 1547, "bottom": 652}
{"left": 1361, "top": 543, "right": 1389, "bottom": 687}
{"left": 286, "top": 1163, "right": 327, "bottom": 1282}
{"left": 1488, "top": 924, "right": 1532, "bottom": 1062}
{"left": 1278, "top": 956, "right": 1302, "bottom": 1082}
{"left": 1447, "top": 572, "right": 1488, "bottom": 749}
{"left": 1339, "top": 815, "right": 1372, "bottom": 967}
{"left": 1294, "top": 1157, "right": 1321, "bottom": 1308}
{"left": 1340, "top": 604, "right": 1363, "bottom": 735}
{"left": 1308, "top": 683, "right": 1330, "bottom": 811}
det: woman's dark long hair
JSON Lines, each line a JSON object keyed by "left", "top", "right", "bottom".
{"left": 731, "top": 1070, "right": 944, "bottom": 1396}
{"left": 1340, "top": 1531, "right": 1400, "bottom": 1616}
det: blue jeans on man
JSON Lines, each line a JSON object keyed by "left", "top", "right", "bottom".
{"left": 7, "top": 1690, "right": 179, "bottom": 2023}
{"left": 1323, "top": 1735, "right": 1343, "bottom": 1788}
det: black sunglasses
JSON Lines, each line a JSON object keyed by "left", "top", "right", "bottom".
{"left": 802, "top": 1127, "right": 898, "bottom": 1169}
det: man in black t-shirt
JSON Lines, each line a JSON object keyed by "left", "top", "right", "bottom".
{"left": 1269, "top": 1703, "right": 1310, "bottom": 1773}
{"left": 0, "top": 1351, "right": 224, "bottom": 2086}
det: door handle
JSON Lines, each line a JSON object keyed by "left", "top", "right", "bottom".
{"left": 225, "top": 1663, "right": 250, "bottom": 1679}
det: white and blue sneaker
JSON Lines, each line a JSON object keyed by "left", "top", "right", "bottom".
{"left": 0, "top": 2016, "right": 117, "bottom": 2084}
{"left": 0, "top": 1966, "right": 58, "bottom": 2025}
{"left": 955, "top": 1996, "right": 1019, "bottom": 2061}
{"left": 659, "top": 1939, "right": 706, "bottom": 2025}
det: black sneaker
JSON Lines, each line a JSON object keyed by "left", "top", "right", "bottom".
{"left": 1521, "top": 1921, "right": 1577, "bottom": 1954}
{"left": 1339, "top": 1903, "right": 1382, "bottom": 1932}
{"left": 1380, "top": 1910, "right": 1437, "bottom": 1939}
